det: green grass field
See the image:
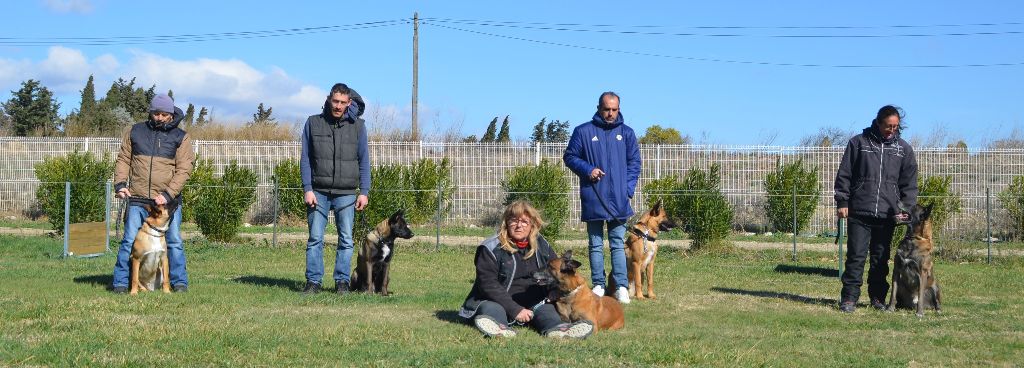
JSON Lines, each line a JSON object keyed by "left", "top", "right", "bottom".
{"left": 1, "top": 234, "right": 1023, "bottom": 367}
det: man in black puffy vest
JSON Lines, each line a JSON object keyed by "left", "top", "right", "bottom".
{"left": 299, "top": 83, "right": 370, "bottom": 295}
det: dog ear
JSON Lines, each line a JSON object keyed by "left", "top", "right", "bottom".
{"left": 567, "top": 259, "right": 582, "bottom": 270}
{"left": 651, "top": 200, "right": 663, "bottom": 216}
{"left": 392, "top": 208, "right": 405, "bottom": 220}
{"left": 921, "top": 203, "right": 933, "bottom": 221}
{"left": 562, "top": 250, "right": 573, "bottom": 260}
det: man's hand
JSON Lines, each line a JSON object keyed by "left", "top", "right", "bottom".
{"left": 837, "top": 207, "right": 848, "bottom": 219}
{"left": 514, "top": 309, "right": 533, "bottom": 323}
{"left": 355, "top": 194, "right": 368, "bottom": 211}
{"left": 589, "top": 168, "right": 605, "bottom": 182}
{"left": 117, "top": 188, "right": 131, "bottom": 199}
{"left": 304, "top": 191, "right": 318, "bottom": 207}
{"left": 154, "top": 194, "right": 167, "bottom": 205}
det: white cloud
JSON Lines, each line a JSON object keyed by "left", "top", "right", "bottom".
{"left": 0, "top": 47, "right": 123, "bottom": 96}
{"left": 0, "top": 47, "right": 326, "bottom": 123}
{"left": 42, "top": 0, "right": 94, "bottom": 14}
{"left": 0, "top": 46, "right": 329, "bottom": 122}
{"left": 124, "top": 51, "right": 325, "bottom": 122}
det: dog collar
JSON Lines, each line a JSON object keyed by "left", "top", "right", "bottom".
{"left": 631, "top": 226, "right": 657, "bottom": 241}
{"left": 143, "top": 224, "right": 169, "bottom": 237}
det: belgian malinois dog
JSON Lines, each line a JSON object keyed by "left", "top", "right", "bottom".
{"left": 351, "top": 209, "right": 414, "bottom": 295}
{"left": 533, "top": 250, "right": 625, "bottom": 331}
{"left": 625, "top": 201, "right": 677, "bottom": 300}
{"left": 130, "top": 204, "right": 171, "bottom": 295}
{"left": 887, "top": 204, "right": 942, "bottom": 317}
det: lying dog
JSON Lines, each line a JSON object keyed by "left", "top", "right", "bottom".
{"left": 887, "top": 204, "right": 942, "bottom": 317}
{"left": 351, "top": 209, "right": 414, "bottom": 295}
{"left": 625, "top": 200, "right": 677, "bottom": 300}
{"left": 130, "top": 204, "right": 171, "bottom": 295}
{"left": 534, "top": 250, "right": 625, "bottom": 331}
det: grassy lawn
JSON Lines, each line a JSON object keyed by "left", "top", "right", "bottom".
{"left": 2, "top": 234, "right": 1022, "bottom": 366}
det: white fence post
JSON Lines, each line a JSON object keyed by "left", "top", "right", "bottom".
{"left": 535, "top": 143, "right": 540, "bottom": 165}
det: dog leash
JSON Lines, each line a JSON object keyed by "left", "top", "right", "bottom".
{"left": 835, "top": 218, "right": 845, "bottom": 277}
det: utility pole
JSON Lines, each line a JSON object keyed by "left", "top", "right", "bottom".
{"left": 411, "top": 12, "right": 419, "bottom": 141}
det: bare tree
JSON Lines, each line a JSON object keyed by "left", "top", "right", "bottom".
{"left": 798, "top": 126, "right": 854, "bottom": 147}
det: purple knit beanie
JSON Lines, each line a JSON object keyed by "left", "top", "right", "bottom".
{"left": 149, "top": 94, "right": 175, "bottom": 114}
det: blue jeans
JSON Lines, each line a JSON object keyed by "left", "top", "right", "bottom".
{"left": 112, "top": 204, "right": 187, "bottom": 288}
{"left": 305, "top": 191, "right": 356, "bottom": 285}
{"left": 587, "top": 219, "right": 628, "bottom": 289}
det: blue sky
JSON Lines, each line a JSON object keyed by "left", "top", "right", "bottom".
{"left": 2, "top": 1, "right": 1022, "bottom": 146}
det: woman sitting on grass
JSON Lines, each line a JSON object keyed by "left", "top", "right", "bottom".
{"left": 458, "top": 200, "right": 593, "bottom": 339}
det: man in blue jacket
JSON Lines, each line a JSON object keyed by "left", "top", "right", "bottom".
{"left": 563, "top": 91, "right": 642, "bottom": 304}
{"left": 299, "top": 83, "right": 370, "bottom": 295}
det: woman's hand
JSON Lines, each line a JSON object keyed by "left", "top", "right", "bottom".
{"left": 514, "top": 309, "right": 533, "bottom": 323}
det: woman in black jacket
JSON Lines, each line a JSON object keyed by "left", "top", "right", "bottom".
{"left": 834, "top": 105, "right": 918, "bottom": 313}
{"left": 459, "top": 200, "right": 594, "bottom": 338}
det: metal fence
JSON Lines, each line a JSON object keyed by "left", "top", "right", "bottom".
{"left": 2, "top": 137, "right": 1024, "bottom": 241}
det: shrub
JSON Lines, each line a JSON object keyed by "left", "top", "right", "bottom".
{"left": 917, "top": 175, "right": 961, "bottom": 231}
{"left": 679, "top": 164, "right": 733, "bottom": 250}
{"left": 642, "top": 175, "right": 684, "bottom": 221}
{"left": 192, "top": 160, "right": 257, "bottom": 242}
{"left": 999, "top": 175, "right": 1024, "bottom": 239}
{"left": 272, "top": 158, "right": 305, "bottom": 220}
{"left": 502, "top": 159, "right": 571, "bottom": 239}
{"left": 33, "top": 151, "right": 114, "bottom": 232}
{"left": 181, "top": 157, "right": 213, "bottom": 223}
{"left": 404, "top": 157, "right": 455, "bottom": 224}
{"left": 366, "top": 163, "right": 412, "bottom": 231}
{"left": 764, "top": 158, "right": 820, "bottom": 234}
{"left": 892, "top": 175, "right": 965, "bottom": 248}
{"left": 364, "top": 158, "right": 455, "bottom": 229}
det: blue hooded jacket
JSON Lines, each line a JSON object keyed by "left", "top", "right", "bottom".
{"left": 563, "top": 112, "right": 642, "bottom": 222}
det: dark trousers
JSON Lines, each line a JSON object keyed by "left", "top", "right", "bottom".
{"left": 474, "top": 300, "right": 564, "bottom": 334}
{"left": 841, "top": 215, "right": 895, "bottom": 304}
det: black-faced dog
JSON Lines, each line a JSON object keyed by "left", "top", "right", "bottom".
{"left": 887, "top": 204, "right": 942, "bottom": 317}
{"left": 533, "top": 250, "right": 625, "bottom": 331}
{"left": 625, "top": 200, "right": 677, "bottom": 300}
{"left": 351, "top": 209, "right": 414, "bottom": 295}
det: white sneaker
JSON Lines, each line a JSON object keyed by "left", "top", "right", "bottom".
{"left": 592, "top": 285, "right": 605, "bottom": 297}
{"left": 474, "top": 315, "right": 516, "bottom": 338}
{"left": 546, "top": 321, "right": 594, "bottom": 339}
{"left": 615, "top": 286, "right": 631, "bottom": 304}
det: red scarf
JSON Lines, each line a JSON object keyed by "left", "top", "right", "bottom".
{"left": 514, "top": 240, "right": 529, "bottom": 249}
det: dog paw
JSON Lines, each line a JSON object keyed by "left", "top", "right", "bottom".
{"left": 916, "top": 312, "right": 924, "bottom": 318}
{"left": 648, "top": 294, "right": 657, "bottom": 300}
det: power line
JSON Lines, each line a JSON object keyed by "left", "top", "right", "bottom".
{"left": 424, "top": 18, "right": 1024, "bottom": 38}
{"left": 424, "top": 17, "right": 1024, "bottom": 30}
{"left": 423, "top": 22, "right": 1024, "bottom": 68}
{"left": 0, "top": 19, "right": 410, "bottom": 46}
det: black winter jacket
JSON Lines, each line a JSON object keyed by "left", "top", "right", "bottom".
{"left": 459, "top": 235, "right": 557, "bottom": 320}
{"left": 834, "top": 126, "right": 918, "bottom": 219}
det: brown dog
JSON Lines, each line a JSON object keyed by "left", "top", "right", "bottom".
{"left": 887, "top": 204, "right": 942, "bottom": 317}
{"left": 533, "top": 250, "right": 625, "bottom": 331}
{"left": 625, "top": 200, "right": 677, "bottom": 300}
{"left": 130, "top": 204, "right": 171, "bottom": 295}
{"left": 351, "top": 209, "right": 413, "bottom": 295}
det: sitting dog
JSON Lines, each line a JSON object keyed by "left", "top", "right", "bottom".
{"left": 130, "top": 204, "right": 171, "bottom": 295}
{"left": 625, "top": 200, "right": 677, "bottom": 300}
{"left": 887, "top": 204, "right": 942, "bottom": 317}
{"left": 351, "top": 209, "right": 414, "bottom": 295}
{"left": 533, "top": 250, "right": 625, "bottom": 331}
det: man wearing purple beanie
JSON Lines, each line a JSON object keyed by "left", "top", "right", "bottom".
{"left": 110, "top": 94, "right": 195, "bottom": 294}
